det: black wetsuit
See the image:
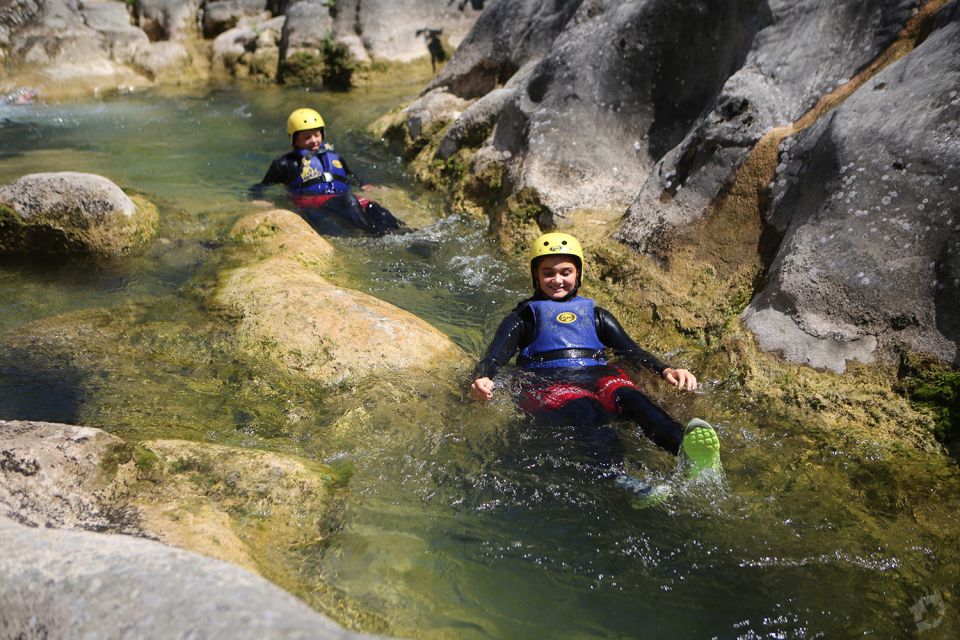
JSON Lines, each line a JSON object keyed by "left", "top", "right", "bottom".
{"left": 250, "top": 148, "right": 404, "bottom": 236}
{"left": 475, "top": 295, "right": 685, "bottom": 455}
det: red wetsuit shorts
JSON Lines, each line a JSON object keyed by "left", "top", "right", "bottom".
{"left": 292, "top": 194, "right": 374, "bottom": 209}
{"left": 519, "top": 366, "right": 641, "bottom": 415}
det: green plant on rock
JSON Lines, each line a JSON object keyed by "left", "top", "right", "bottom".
{"left": 898, "top": 355, "right": 960, "bottom": 452}
{"left": 320, "top": 35, "right": 353, "bottom": 90}
{"left": 280, "top": 51, "right": 324, "bottom": 87}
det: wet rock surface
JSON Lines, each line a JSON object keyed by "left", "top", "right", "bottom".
{"left": 0, "top": 171, "right": 159, "bottom": 258}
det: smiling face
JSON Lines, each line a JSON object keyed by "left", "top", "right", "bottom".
{"left": 292, "top": 127, "right": 324, "bottom": 151}
{"left": 535, "top": 255, "right": 579, "bottom": 300}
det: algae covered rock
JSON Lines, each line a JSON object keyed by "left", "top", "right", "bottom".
{"left": 0, "top": 172, "right": 159, "bottom": 258}
{"left": 216, "top": 209, "right": 463, "bottom": 387}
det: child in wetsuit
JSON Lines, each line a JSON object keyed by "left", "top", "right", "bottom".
{"left": 469, "top": 232, "right": 721, "bottom": 479}
{"left": 250, "top": 108, "right": 405, "bottom": 236}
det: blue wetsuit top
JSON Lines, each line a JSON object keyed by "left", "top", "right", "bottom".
{"left": 519, "top": 297, "right": 607, "bottom": 369}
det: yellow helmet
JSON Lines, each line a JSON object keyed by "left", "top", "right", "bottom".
{"left": 529, "top": 232, "right": 584, "bottom": 265}
{"left": 286, "top": 108, "right": 325, "bottom": 137}
{"left": 529, "top": 232, "right": 584, "bottom": 290}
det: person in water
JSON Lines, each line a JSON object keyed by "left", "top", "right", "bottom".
{"left": 251, "top": 108, "right": 405, "bottom": 236}
{"left": 469, "top": 232, "right": 722, "bottom": 481}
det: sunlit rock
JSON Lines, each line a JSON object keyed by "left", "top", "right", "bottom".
{"left": 229, "top": 207, "right": 336, "bottom": 267}
{"left": 0, "top": 0, "right": 153, "bottom": 98}
{"left": 217, "top": 210, "right": 463, "bottom": 386}
{"left": 0, "top": 172, "right": 159, "bottom": 258}
{"left": 744, "top": 9, "right": 960, "bottom": 371}
{"left": 423, "top": 0, "right": 581, "bottom": 100}
{"left": 202, "top": 0, "right": 270, "bottom": 38}
{"left": 0, "top": 420, "right": 377, "bottom": 639}
{"left": 212, "top": 15, "right": 284, "bottom": 79}
{"left": 352, "top": 0, "right": 482, "bottom": 63}
{"left": 617, "top": 0, "right": 918, "bottom": 253}
{"left": 133, "top": 40, "right": 191, "bottom": 81}
{"left": 133, "top": 0, "right": 203, "bottom": 41}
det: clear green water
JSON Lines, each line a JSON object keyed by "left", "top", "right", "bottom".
{"left": 1, "top": 84, "right": 958, "bottom": 639}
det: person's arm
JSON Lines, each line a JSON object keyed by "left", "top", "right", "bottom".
{"left": 470, "top": 307, "right": 530, "bottom": 401}
{"left": 337, "top": 154, "right": 371, "bottom": 190}
{"left": 248, "top": 158, "right": 290, "bottom": 199}
{"left": 595, "top": 307, "right": 698, "bottom": 391}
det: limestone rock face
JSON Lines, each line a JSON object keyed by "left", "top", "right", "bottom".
{"left": 133, "top": 0, "right": 203, "bottom": 41}
{"left": 0, "top": 172, "right": 159, "bottom": 258}
{"left": 0, "top": 0, "right": 152, "bottom": 96}
{"left": 424, "top": 0, "right": 583, "bottom": 99}
{"left": 216, "top": 209, "right": 463, "bottom": 386}
{"left": 353, "top": 0, "right": 483, "bottom": 63}
{"left": 0, "top": 420, "right": 134, "bottom": 532}
{"left": 616, "top": 0, "right": 918, "bottom": 253}
{"left": 743, "top": 9, "right": 960, "bottom": 372}
{"left": 0, "top": 515, "right": 381, "bottom": 640}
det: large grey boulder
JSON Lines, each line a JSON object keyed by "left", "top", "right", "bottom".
{"left": 616, "top": 0, "right": 919, "bottom": 253}
{"left": 132, "top": 0, "right": 203, "bottom": 41}
{"left": 2, "top": 0, "right": 149, "bottom": 79}
{"left": 0, "top": 516, "right": 380, "bottom": 639}
{"left": 0, "top": 172, "right": 159, "bottom": 258}
{"left": 353, "top": 0, "right": 483, "bottom": 63}
{"left": 487, "top": 0, "right": 772, "bottom": 220}
{"left": 0, "top": 0, "right": 155, "bottom": 98}
{"left": 202, "top": 0, "right": 270, "bottom": 38}
{"left": 132, "top": 39, "right": 191, "bottom": 80}
{"left": 424, "top": 0, "right": 583, "bottom": 99}
{"left": 743, "top": 8, "right": 960, "bottom": 372}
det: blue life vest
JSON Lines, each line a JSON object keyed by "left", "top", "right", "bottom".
{"left": 518, "top": 297, "right": 607, "bottom": 369}
{"left": 288, "top": 146, "right": 351, "bottom": 195}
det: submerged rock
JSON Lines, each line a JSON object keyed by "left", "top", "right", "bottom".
{"left": 744, "top": 8, "right": 960, "bottom": 372}
{"left": 216, "top": 209, "right": 463, "bottom": 386}
{"left": 0, "top": 171, "right": 159, "bottom": 258}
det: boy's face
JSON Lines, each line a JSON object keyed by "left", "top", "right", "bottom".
{"left": 536, "top": 255, "right": 578, "bottom": 300}
{"left": 293, "top": 127, "right": 324, "bottom": 151}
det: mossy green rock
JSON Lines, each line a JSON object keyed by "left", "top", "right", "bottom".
{"left": 0, "top": 172, "right": 158, "bottom": 258}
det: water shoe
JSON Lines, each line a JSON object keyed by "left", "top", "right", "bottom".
{"left": 615, "top": 474, "right": 672, "bottom": 510}
{"left": 681, "top": 418, "right": 722, "bottom": 479}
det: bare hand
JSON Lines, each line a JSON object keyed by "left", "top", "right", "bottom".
{"left": 470, "top": 377, "right": 494, "bottom": 402}
{"left": 662, "top": 367, "right": 698, "bottom": 391}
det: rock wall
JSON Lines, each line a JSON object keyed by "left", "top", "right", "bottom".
{"left": 743, "top": 6, "right": 960, "bottom": 372}
{"left": 0, "top": 0, "right": 483, "bottom": 100}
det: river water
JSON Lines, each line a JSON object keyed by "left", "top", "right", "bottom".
{"left": 1, "top": 83, "right": 958, "bottom": 638}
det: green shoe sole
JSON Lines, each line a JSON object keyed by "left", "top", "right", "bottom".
{"left": 682, "top": 419, "right": 722, "bottom": 479}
